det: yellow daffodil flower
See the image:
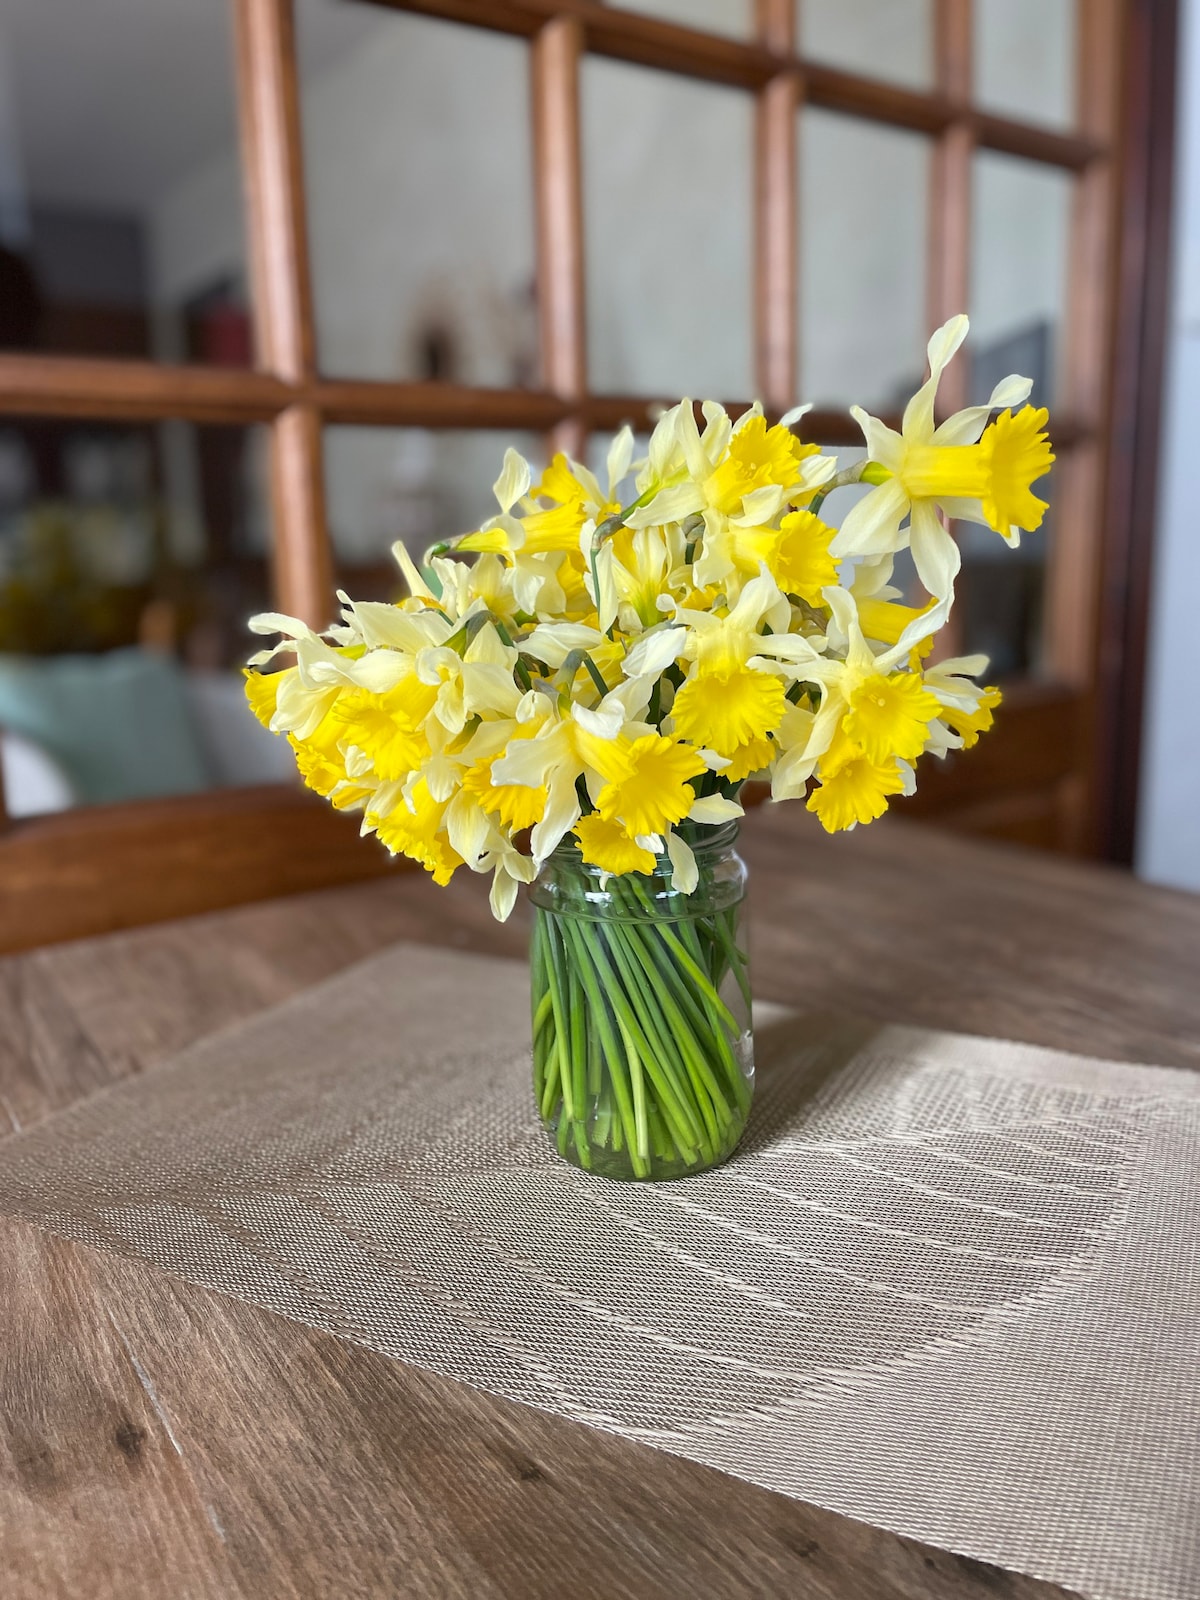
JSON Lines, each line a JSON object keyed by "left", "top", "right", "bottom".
{"left": 451, "top": 713, "right": 550, "bottom": 836}
{"left": 806, "top": 725, "right": 908, "bottom": 833}
{"left": 243, "top": 666, "right": 281, "bottom": 727}
{"left": 606, "top": 524, "right": 688, "bottom": 633}
{"left": 488, "top": 682, "right": 645, "bottom": 863}
{"left": 703, "top": 413, "right": 818, "bottom": 516}
{"left": 331, "top": 678, "right": 438, "bottom": 783}
{"left": 415, "top": 619, "right": 522, "bottom": 736}
{"left": 854, "top": 593, "right": 938, "bottom": 661}
{"left": 288, "top": 710, "right": 349, "bottom": 799}
{"left": 946, "top": 684, "right": 1002, "bottom": 748}
{"left": 921, "top": 657, "right": 1003, "bottom": 752}
{"left": 372, "top": 777, "right": 463, "bottom": 886}
{"left": 522, "top": 453, "right": 620, "bottom": 555}
{"left": 454, "top": 434, "right": 639, "bottom": 627}
{"left": 573, "top": 814, "right": 657, "bottom": 876}
{"left": 720, "top": 734, "right": 777, "bottom": 783}
{"left": 771, "top": 588, "right": 942, "bottom": 803}
{"left": 430, "top": 551, "right": 523, "bottom": 628}
{"left": 698, "top": 505, "right": 840, "bottom": 606}
{"left": 672, "top": 665, "right": 787, "bottom": 760}
{"left": 596, "top": 733, "right": 707, "bottom": 840}
{"left": 629, "top": 400, "right": 834, "bottom": 535}
{"left": 842, "top": 670, "right": 940, "bottom": 765}
{"left": 460, "top": 754, "right": 547, "bottom": 834}
{"left": 665, "top": 570, "right": 817, "bottom": 760}
{"left": 831, "top": 314, "right": 1053, "bottom": 599}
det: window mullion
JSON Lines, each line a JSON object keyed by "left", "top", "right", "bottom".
{"left": 532, "top": 14, "right": 588, "bottom": 458}
{"left": 928, "top": 0, "right": 973, "bottom": 414}
{"left": 756, "top": 1, "right": 800, "bottom": 411}
{"left": 232, "top": 0, "right": 333, "bottom": 626}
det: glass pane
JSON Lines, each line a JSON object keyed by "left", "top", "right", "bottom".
{"left": 0, "top": 418, "right": 286, "bottom": 816}
{"left": 799, "top": 110, "right": 930, "bottom": 410}
{"left": 957, "top": 523, "right": 1050, "bottom": 680}
{"left": 970, "top": 153, "right": 1071, "bottom": 408}
{"left": 583, "top": 61, "right": 753, "bottom": 400}
{"left": 0, "top": 3, "right": 253, "bottom": 363}
{"left": 974, "top": 0, "right": 1076, "bottom": 130}
{"left": 799, "top": 0, "right": 933, "bottom": 91}
{"left": 962, "top": 152, "right": 1063, "bottom": 683}
{"left": 297, "top": 2, "right": 537, "bottom": 387}
{"left": 325, "top": 427, "right": 545, "bottom": 600}
{"left": 620, "top": 0, "right": 750, "bottom": 38}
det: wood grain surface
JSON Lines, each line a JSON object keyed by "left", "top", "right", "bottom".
{"left": 3, "top": 808, "right": 1198, "bottom": 1598}
{"left": 0, "top": 786, "right": 400, "bottom": 958}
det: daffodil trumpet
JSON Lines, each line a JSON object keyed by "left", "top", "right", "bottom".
{"left": 244, "top": 314, "right": 1050, "bottom": 1180}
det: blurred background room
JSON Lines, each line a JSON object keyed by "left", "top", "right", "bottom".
{"left": 0, "top": 0, "right": 1192, "bottom": 948}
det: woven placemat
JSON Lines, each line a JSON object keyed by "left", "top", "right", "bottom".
{"left": 0, "top": 943, "right": 1196, "bottom": 1600}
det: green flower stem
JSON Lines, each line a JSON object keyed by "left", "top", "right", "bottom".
{"left": 586, "top": 1016, "right": 601, "bottom": 1098}
{"left": 616, "top": 1011, "right": 649, "bottom": 1162}
{"left": 608, "top": 922, "right": 724, "bottom": 1154}
{"left": 545, "top": 914, "right": 590, "bottom": 1165}
{"left": 665, "top": 912, "right": 752, "bottom": 1114}
{"left": 531, "top": 918, "right": 551, "bottom": 1108}
{"left": 532, "top": 990, "right": 553, "bottom": 1037}
{"left": 568, "top": 960, "right": 588, "bottom": 1138}
{"left": 631, "top": 915, "right": 716, "bottom": 1042}
{"left": 607, "top": 923, "right": 711, "bottom": 1140}
{"left": 627, "top": 881, "right": 740, "bottom": 1036}
{"left": 622, "top": 906, "right": 749, "bottom": 1117}
{"left": 559, "top": 916, "right": 648, "bottom": 1178}
{"left": 539, "top": 1049, "right": 561, "bottom": 1122}
{"left": 544, "top": 929, "right": 575, "bottom": 1125}
{"left": 807, "top": 459, "right": 871, "bottom": 518}
{"left": 600, "top": 924, "right": 710, "bottom": 1162}
{"left": 713, "top": 906, "right": 753, "bottom": 1016}
{"left": 590, "top": 923, "right": 697, "bottom": 1159}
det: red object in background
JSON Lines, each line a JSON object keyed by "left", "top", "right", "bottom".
{"left": 196, "top": 303, "right": 252, "bottom": 368}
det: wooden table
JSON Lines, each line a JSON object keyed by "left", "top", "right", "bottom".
{"left": 3, "top": 809, "right": 1198, "bottom": 1600}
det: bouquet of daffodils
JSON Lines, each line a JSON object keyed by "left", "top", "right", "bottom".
{"left": 251, "top": 318, "right": 1049, "bottom": 1184}
{"left": 246, "top": 313, "right": 1052, "bottom": 1179}
{"left": 245, "top": 315, "right": 1052, "bottom": 919}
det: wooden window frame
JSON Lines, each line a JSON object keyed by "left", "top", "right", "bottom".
{"left": 0, "top": 0, "right": 1177, "bottom": 949}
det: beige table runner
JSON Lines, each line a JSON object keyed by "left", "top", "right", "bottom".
{"left": 0, "top": 944, "right": 1197, "bottom": 1600}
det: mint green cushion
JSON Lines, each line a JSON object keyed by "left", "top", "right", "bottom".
{"left": 0, "top": 648, "right": 213, "bottom": 805}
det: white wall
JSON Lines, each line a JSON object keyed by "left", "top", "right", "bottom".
{"left": 1136, "top": 0, "right": 1200, "bottom": 893}
{"left": 801, "top": 110, "right": 928, "bottom": 406}
{"left": 582, "top": 58, "right": 753, "bottom": 400}
{"left": 617, "top": 0, "right": 746, "bottom": 39}
{"left": 801, "top": 0, "right": 931, "bottom": 89}
{"left": 972, "top": 0, "right": 1075, "bottom": 129}
{"left": 971, "top": 154, "right": 1071, "bottom": 391}
{"left": 153, "top": 153, "right": 246, "bottom": 332}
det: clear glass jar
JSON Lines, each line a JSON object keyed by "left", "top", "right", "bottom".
{"left": 528, "top": 822, "right": 753, "bottom": 1181}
